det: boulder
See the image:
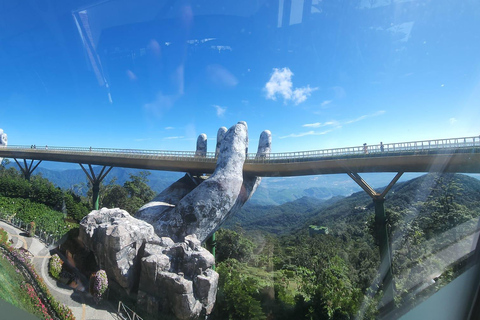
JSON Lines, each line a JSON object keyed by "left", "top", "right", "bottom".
{"left": 79, "top": 208, "right": 157, "bottom": 290}
{"left": 79, "top": 208, "right": 218, "bottom": 319}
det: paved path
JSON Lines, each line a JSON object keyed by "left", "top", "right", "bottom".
{"left": 0, "top": 221, "right": 118, "bottom": 320}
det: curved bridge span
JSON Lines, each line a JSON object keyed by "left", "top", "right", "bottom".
{"left": 0, "top": 136, "right": 479, "bottom": 176}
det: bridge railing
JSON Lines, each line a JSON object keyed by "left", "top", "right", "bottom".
{"left": 5, "top": 145, "right": 219, "bottom": 162}
{"left": 246, "top": 135, "right": 480, "bottom": 162}
{"left": 5, "top": 135, "right": 480, "bottom": 164}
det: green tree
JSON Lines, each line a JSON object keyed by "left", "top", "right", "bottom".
{"left": 216, "top": 229, "right": 255, "bottom": 263}
{"left": 214, "top": 259, "right": 266, "bottom": 320}
{"left": 123, "top": 171, "right": 155, "bottom": 203}
{"left": 102, "top": 184, "right": 128, "bottom": 209}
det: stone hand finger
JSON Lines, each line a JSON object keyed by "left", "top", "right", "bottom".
{"left": 229, "top": 130, "right": 272, "bottom": 215}
{"left": 170, "top": 121, "right": 248, "bottom": 242}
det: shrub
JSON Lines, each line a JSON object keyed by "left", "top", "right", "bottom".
{"left": 49, "top": 254, "right": 63, "bottom": 279}
{"left": 91, "top": 270, "right": 108, "bottom": 303}
{"left": 29, "top": 221, "right": 36, "bottom": 237}
{"left": 0, "top": 227, "right": 8, "bottom": 245}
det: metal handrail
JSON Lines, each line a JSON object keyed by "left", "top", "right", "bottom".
{"left": 3, "top": 135, "right": 480, "bottom": 165}
{"left": 117, "top": 301, "right": 143, "bottom": 320}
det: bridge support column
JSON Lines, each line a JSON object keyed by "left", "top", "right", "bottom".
{"left": 80, "top": 164, "right": 113, "bottom": 210}
{"left": 347, "top": 171, "right": 403, "bottom": 312}
{"left": 14, "top": 159, "right": 42, "bottom": 181}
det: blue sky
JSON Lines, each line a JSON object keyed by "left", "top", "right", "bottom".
{"left": 0, "top": 0, "right": 479, "bottom": 154}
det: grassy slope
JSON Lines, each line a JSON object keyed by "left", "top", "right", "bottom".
{"left": 0, "top": 253, "right": 44, "bottom": 319}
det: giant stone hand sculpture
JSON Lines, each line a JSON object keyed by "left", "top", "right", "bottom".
{"left": 79, "top": 121, "right": 271, "bottom": 319}
{"left": 0, "top": 128, "right": 7, "bottom": 164}
{"left": 136, "top": 121, "right": 272, "bottom": 242}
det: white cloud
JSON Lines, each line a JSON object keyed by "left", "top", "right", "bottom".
{"left": 284, "top": 110, "right": 385, "bottom": 139}
{"left": 163, "top": 136, "right": 184, "bottom": 140}
{"left": 211, "top": 45, "right": 232, "bottom": 52}
{"left": 345, "top": 110, "right": 385, "bottom": 124}
{"left": 292, "top": 86, "right": 317, "bottom": 105}
{"left": 187, "top": 38, "right": 216, "bottom": 45}
{"left": 213, "top": 105, "right": 226, "bottom": 117}
{"left": 302, "top": 120, "right": 339, "bottom": 128}
{"left": 449, "top": 118, "right": 457, "bottom": 125}
{"left": 321, "top": 100, "right": 332, "bottom": 107}
{"left": 280, "top": 131, "right": 315, "bottom": 139}
{"left": 265, "top": 67, "right": 293, "bottom": 101}
{"left": 165, "top": 127, "right": 174, "bottom": 130}
{"left": 264, "top": 67, "right": 317, "bottom": 105}
{"left": 279, "top": 129, "right": 332, "bottom": 139}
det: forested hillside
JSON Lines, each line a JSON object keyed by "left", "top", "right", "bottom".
{"left": 213, "top": 173, "right": 480, "bottom": 319}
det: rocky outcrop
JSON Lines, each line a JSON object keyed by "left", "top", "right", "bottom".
{"left": 137, "top": 234, "right": 218, "bottom": 319}
{"left": 79, "top": 208, "right": 218, "bottom": 319}
{"left": 136, "top": 122, "right": 272, "bottom": 243}
{"left": 79, "top": 208, "right": 155, "bottom": 289}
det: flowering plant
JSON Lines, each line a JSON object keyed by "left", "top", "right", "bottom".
{"left": 49, "top": 254, "right": 63, "bottom": 279}
{"left": 91, "top": 270, "right": 108, "bottom": 303}
{"left": 22, "top": 282, "right": 53, "bottom": 320}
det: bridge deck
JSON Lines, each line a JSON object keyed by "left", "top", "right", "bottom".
{"left": 0, "top": 136, "right": 479, "bottom": 176}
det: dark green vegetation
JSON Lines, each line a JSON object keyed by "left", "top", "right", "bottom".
{"left": 101, "top": 171, "right": 156, "bottom": 213}
{"left": 212, "top": 173, "right": 480, "bottom": 319}
{"left": 0, "top": 161, "right": 157, "bottom": 224}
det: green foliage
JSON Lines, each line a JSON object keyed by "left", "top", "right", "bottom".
{"left": 0, "top": 168, "right": 90, "bottom": 221}
{"left": 29, "top": 221, "right": 35, "bottom": 237}
{"left": 0, "top": 228, "right": 8, "bottom": 245}
{"left": 102, "top": 184, "right": 128, "bottom": 209}
{"left": 0, "top": 197, "right": 76, "bottom": 237}
{"left": 99, "top": 171, "right": 156, "bottom": 214}
{"left": 214, "top": 259, "right": 266, "bottom": 320}
{"left": 49, "top": 254, "right": 63, "bottom": 279}
{"left": 123, "top": 171, "right": 155, "bottom": 202}
{"left": 216, "top": 229, "right": 255, "bottom": 263}
{"left": 213, "top": 173, "right": 480, "bottom": 319}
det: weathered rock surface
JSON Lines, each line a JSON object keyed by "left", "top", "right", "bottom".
{"left": 195, "top": 134, "right": 207, "bottom": 157}
{"left": 229, "top": 129, "right": 272, "bottom": 215}
{"left": 215, "top": 127, "right": 227, "bottom": 157}
{"left": 79, "top": 208, "right": 218, "bottom": 319}
{"left": 79, "top": 208, "right": 156, "bottom": 289}
{"left": 138, "top": 234, "right": 218, "bottom": 319}
{"left": 0, "top": 128, "right": 7, "bottom": 163}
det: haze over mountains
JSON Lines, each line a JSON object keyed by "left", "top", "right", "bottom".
{"left": 226, "top": 173, "right": 480, "bottom": 238}
{"left": 6, "top": 160, "right": 480, "bottom": 207}
{"left": 8, "top": 161, "right": 429, "bottom": 204}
